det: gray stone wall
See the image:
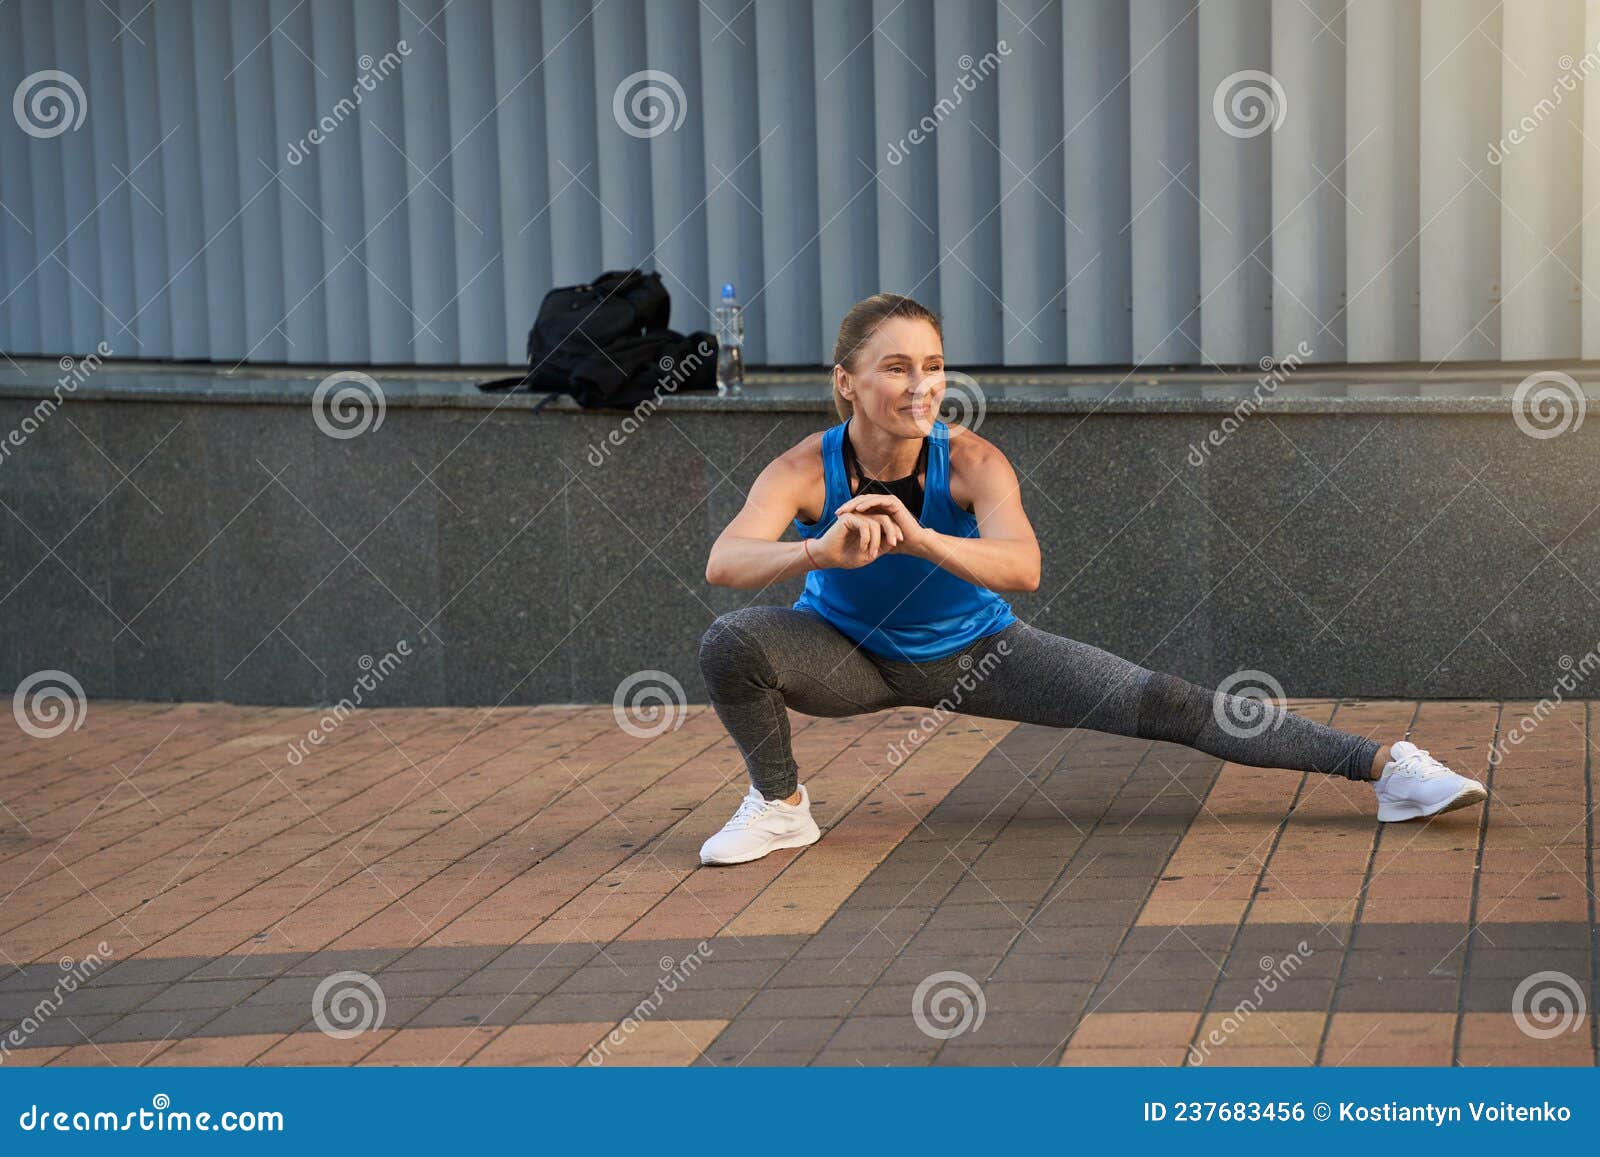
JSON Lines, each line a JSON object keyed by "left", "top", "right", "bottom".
{"left": 0, "top": 382, "right": 1594, "bottom": 706}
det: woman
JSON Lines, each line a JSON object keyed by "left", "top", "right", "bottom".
{"left": 695, "top": 293, "right": 1487, "bottom": 866}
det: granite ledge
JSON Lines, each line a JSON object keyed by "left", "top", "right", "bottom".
{"left": 3, "top": 359, "right": 1597, "bottom": 416}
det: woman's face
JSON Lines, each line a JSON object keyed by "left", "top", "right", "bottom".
{"left": 836, "top": 317, "right": 945, "bottom": 437}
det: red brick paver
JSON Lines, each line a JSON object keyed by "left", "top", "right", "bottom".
{"left": 1, "top": 699, "right": 1595, "bottom": 1067}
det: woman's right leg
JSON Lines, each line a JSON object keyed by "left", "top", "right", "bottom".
{"left": 697, "top": 605, "right": 900, "bottom": 800}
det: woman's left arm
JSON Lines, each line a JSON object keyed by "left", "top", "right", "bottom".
{"left": 835, "top": 438, "right": 1041, "bottom": 593}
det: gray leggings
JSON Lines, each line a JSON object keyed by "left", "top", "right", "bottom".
{"left": 697, "top": 606, "right": 1381, "bottom": 800}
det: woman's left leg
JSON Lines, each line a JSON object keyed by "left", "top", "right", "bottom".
{"left": 946, "top": 622, "right": 1380, "bottom": 780}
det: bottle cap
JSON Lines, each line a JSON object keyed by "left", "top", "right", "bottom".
{"left": 721, "top": 282, "right": 736, "bottom": 301}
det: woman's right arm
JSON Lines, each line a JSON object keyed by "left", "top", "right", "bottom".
{"left": 705, "top": 451, "right": 898, "bottom": 588}
{"left": 704, "top": 457, "right": 810, "bottom": 588}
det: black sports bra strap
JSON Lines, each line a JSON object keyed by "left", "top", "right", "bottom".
{"left": 841, "top": 419, "right": 928, "bottom": 518}
{"left": 842, "top": 421, "right": 927, "bottom": 488}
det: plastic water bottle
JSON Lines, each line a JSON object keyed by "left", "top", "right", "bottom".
{"left": 714, "top": 282, "right": 744, "bottom": 396}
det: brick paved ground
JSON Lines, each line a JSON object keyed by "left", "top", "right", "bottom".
{"left": 1, "top": 698, "right": 1595, "bottom": 1066}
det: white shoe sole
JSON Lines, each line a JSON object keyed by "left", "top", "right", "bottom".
{"left": 1376, "top": 781, "right": 1488, "bottom": 823}
{"left": 699, "top": 820, "right": 821, "bottom": 866}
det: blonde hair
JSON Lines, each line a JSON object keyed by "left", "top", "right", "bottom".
{"left": 830, "top": 293, "right": 943, "bottom": 421}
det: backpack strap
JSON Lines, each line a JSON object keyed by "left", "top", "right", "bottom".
{"left": 478, "top": 372, "right": 530, "bottom": 393}
{"left": 476, "top": 373, "right": 562, "bottom": 412}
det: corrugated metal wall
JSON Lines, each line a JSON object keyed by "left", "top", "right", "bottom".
{"left": 2, "top": 0, "right": 1597, "bottom": 367}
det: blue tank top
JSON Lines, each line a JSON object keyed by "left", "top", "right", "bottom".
{"left": 792, "top": 419, "right": 1016, "bottom": 662}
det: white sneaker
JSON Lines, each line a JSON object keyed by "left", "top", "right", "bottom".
{"left": 699, "top": 784, "right": 821, "bottom": 866}
{"left": 1373, "top": 740, "right": 1488, "bottom": 822}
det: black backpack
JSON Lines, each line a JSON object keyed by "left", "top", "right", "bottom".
{"left": 481, "top": 269, "right": 718, "bottom": 409}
